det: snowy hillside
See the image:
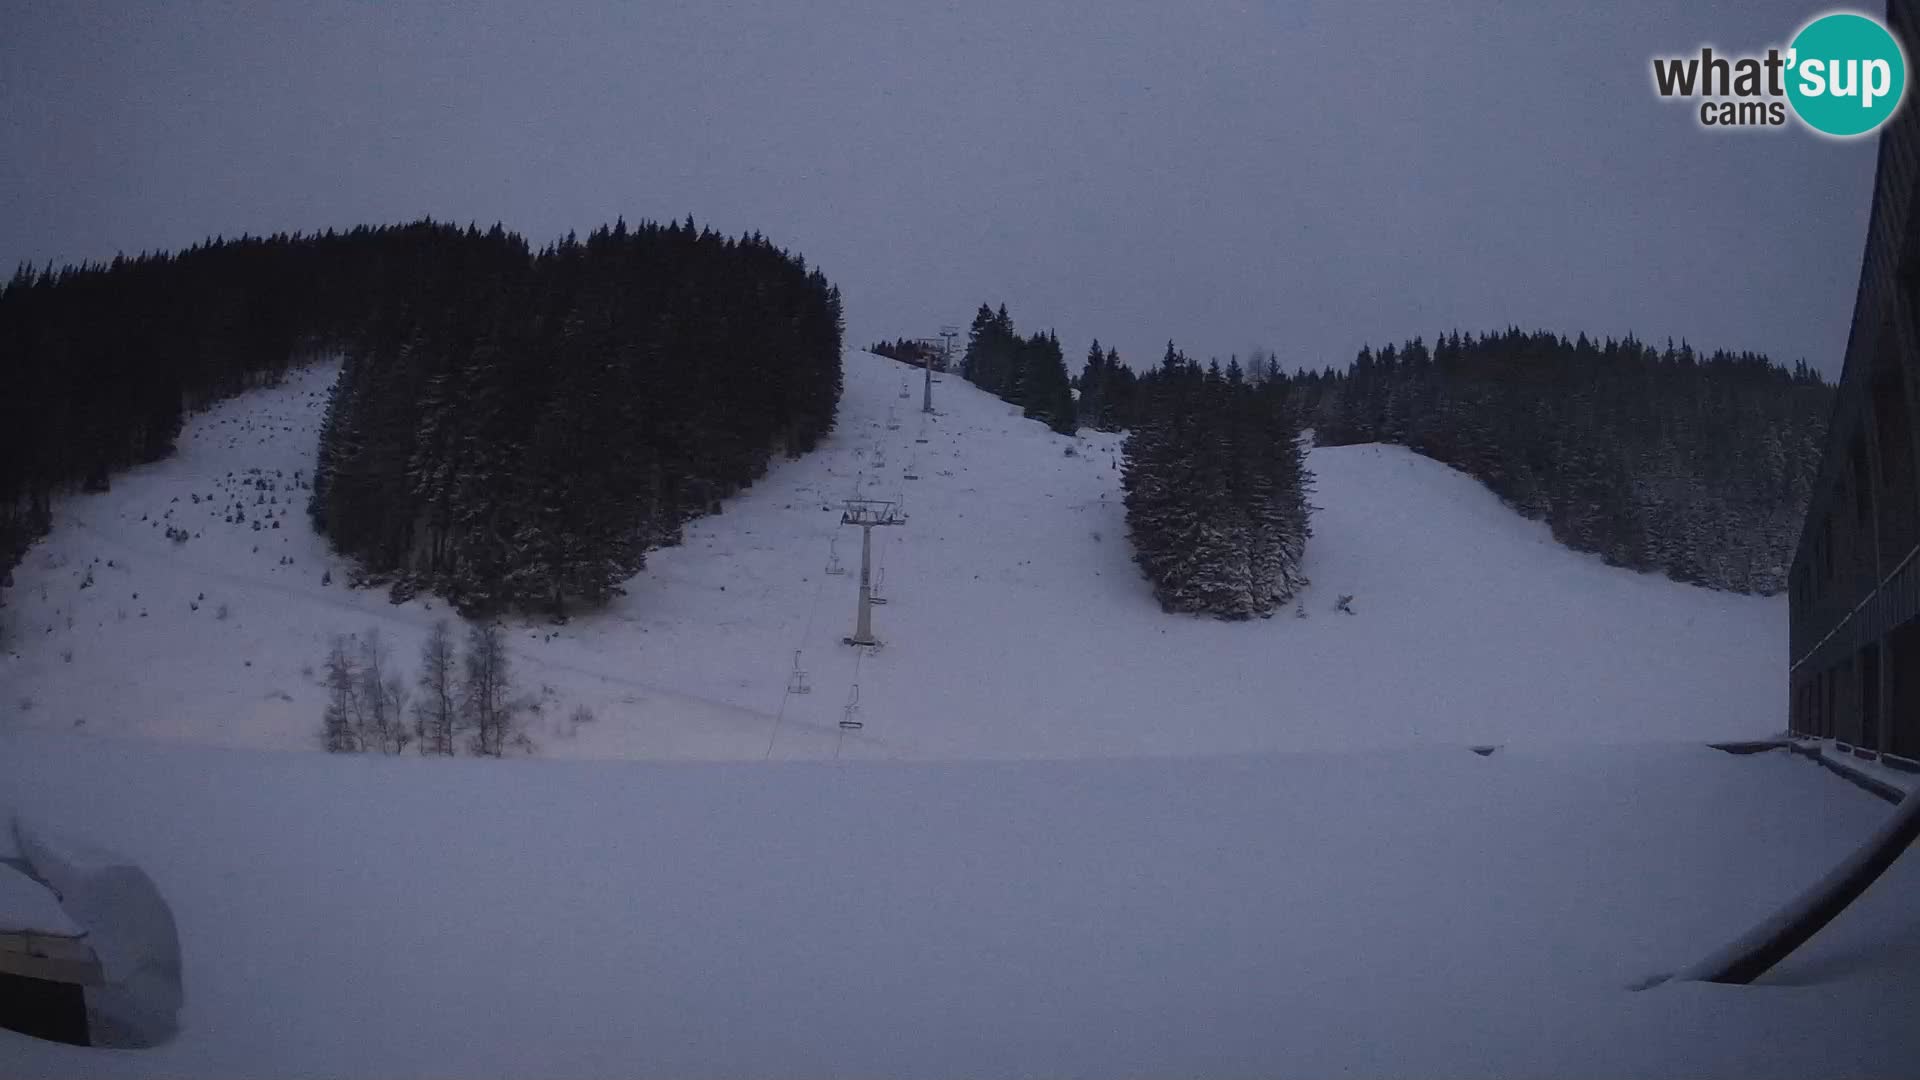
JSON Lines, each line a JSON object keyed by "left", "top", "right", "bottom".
{"left": 0, "top": 350, "right": 1785, "bottom": 759}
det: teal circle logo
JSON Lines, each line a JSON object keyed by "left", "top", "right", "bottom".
{"left": 1787, "top": 13, "right": 1907, "bottom": 137}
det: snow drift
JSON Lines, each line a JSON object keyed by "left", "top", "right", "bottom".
{"left": 9, "top": 816, "right": 182, "bottom": 1048}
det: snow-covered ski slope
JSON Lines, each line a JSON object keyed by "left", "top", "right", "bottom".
{"left": 1, "top": 350, "right": 1782, "bottom": 759}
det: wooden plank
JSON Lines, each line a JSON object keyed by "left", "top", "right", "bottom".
{"left": 0, "top": 932, "right": 102, "bottom": 987}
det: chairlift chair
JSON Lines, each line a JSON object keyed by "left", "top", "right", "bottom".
{"left": 787, "top": 650, "right": 811, "bottom": 695}
{"left": 840, "top": 684, "right": 864, "bottom": 730}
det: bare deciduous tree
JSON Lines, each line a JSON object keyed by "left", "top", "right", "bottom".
{"left": 413, "top": 619, "right": 459, "bottom": 756}
{"left": 461, "top": 621, "right": 515, "bottom": 757}
{"left": 321, "top": 634, "right": 361, "bottom": 753}
{"left": 357, "top": 628, "right": 411, "bottom": 754}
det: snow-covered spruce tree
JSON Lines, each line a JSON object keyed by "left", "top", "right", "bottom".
{"left": 1271, "top": 328, "right": 1828, "bottom": 594}
{"left": 1184, "top": 370, "right": 1257, "bottom": 616}
{"left": 295, "top": 219, "right": 841, "bottom": 620}
{"left": 1122, "top": 344, "right": 1202, "bottom": 612}
{"left": 1122, "top": 344, "right": 1312, "bottom": 618}
{"left": 1241, "top": 380, "right": 1313, "bottom": 608}
{"left": 413, "top": 618, "right": 458, "bottom": 756}
{"left": 499, "top": 317, "right": 653, "bottom": 620}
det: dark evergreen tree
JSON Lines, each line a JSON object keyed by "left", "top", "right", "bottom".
{"left": 1279, "top": 328, "right": 1830, "bottom": 594}
{"left": 2, "top": 218, "right": 845, "bottom": 623}
{"left": 1076, "top": 340, "right": 1107, "bottom": 429}
{"left": 1121, "top": 343, "right": 1313, "bottom": 617}
{"left": 1020, "top": 330, "right": 1077, "bottom": 434}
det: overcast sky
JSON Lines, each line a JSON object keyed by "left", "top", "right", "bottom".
{"left": 0, "top": 1, "right": 1881, "bottom": 375}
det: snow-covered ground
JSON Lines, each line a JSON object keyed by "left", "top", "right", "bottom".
{"left": 0, "top": 351, "right": 1784, "bottom": 760}
{"left": 2, "top": 735, "right": 1916, "bottom": 1077}
{"left": 4, "top": 350, "right": 1910, "bottom": 1077}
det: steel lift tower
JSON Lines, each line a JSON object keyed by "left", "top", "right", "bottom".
{"left": 934, "top": 325, "right": 959, "bottom": 413}
{"left": 839, "top": 498, "right": 903, "bottom": 647}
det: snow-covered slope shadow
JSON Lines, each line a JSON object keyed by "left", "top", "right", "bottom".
{"left": 0, "top": 352, "right": 1784, "bottom": 759}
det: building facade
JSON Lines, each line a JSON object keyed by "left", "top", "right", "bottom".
{"left": 1786, "top": 1, "right": 1920, "bottom": 760}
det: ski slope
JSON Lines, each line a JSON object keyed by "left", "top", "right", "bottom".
{"left": 0, "top": 350, "right": 1784, "bottom": 760}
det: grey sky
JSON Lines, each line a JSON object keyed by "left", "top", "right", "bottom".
{"left": 0, "top": 1, "right": 1879, "bottom": 376}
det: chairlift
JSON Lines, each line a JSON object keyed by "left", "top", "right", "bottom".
{"left": 825, "top": 535, "right": 847, "bottom": 575}
{"left": 870, "top": 568, "right": 888, "bottom": 605}
{"left": 787, "top": 650, "right": 811, "bottom": 695}
{"left": 840, "top": 684, "right": 863, "bottom": 730}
